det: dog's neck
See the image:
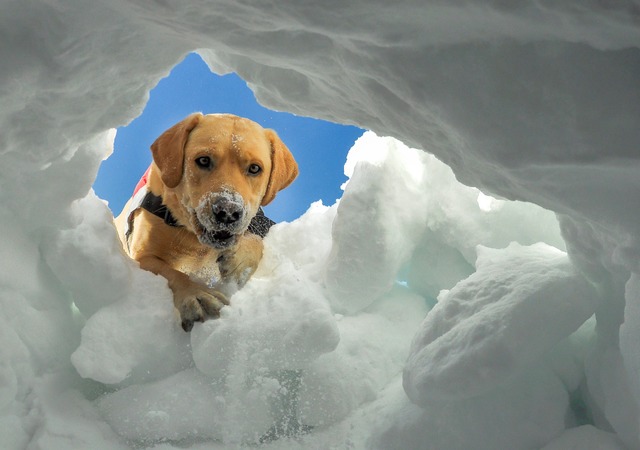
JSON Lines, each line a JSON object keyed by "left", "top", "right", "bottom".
{"left": 139, "top": 191, "right": 182, "bottom": 228}
{"left": 147, "top": 166, "right": 194, "bottom": 230}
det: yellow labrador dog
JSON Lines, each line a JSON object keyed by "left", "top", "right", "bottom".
{"left": 115, "top": 113, "right": 298, "bottom": 331}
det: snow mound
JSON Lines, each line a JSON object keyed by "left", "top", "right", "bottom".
{"left": 404, "top": 242, "right": 599, "bottom": 405}
{"left": 59, "top": 133, "right": 575, "bottom": 448}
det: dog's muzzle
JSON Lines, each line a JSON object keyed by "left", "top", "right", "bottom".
{"left": 194, "top": 191, "right": 250, "bottom": 249}
{"left": 211, "top": 196, "right": 243, "bottom": 227}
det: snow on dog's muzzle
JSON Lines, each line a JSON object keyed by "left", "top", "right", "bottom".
{"left": 194, "top": 190, "right": 250, "bottom": 249}
{"left": 211, "top": 196, "right": 243, "bottom": 227}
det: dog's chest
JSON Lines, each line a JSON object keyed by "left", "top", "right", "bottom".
{"left": 174, "top": 246, "right": 221, "bottom": 288}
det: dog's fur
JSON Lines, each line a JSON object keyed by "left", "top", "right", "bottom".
{"left": 115, "top": 113, "right": 298, "bottom": 331}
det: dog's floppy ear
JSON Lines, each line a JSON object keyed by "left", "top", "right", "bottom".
{"left": 261, "top": 129, "right": 299, "bottom": 206}
{"left": 150, "top": 113, "right": 202, "bottom": 188}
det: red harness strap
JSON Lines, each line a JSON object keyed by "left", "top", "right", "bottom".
{"left": 133, "top": 165, "right": 151, "bottom": 196}
{"left": 124, "top": 165, "right": 154, "bottom": 252}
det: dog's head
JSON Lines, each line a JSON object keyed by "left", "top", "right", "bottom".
{"left": 150, "top": 113, "right": 298, "bottom": 249}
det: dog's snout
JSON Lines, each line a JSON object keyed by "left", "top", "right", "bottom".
{"left": 211, "top": 198, "right": 243, "bottom": 225}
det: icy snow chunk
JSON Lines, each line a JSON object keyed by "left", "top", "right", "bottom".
{"left": 337, "top": 133, "right": 563, "bottom": 305}
{"left": 42, "top": 191, "right": 133, "bottom": 317}
{"left": 259, "top": 201, "right": 336, "bottom": 283}
{"left": 404, "top": 242, "right": 599, "bottom": 405}
{"left": 191, "top": 204, "right": 341, "bottom": 379}
{"left": 191, "top": 271, "right": 339, "bottom": 378}
{"left": 299, "top": 285, "right": 429, "bottom": 427}
{"left": 406, "top": 231, "right": 475, "bottom": 301}
{"left": 402, "top": 148, "right": 564, "bottom": 300}
{"left": 71, "top": 269, "right": 192, "bottom": 386}
{"left": 325, "top": 133, "right": 430, "bottom": 314}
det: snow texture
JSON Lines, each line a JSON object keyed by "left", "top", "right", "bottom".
{"left": 1, "top": 1, "right": 640, "bottom": 449}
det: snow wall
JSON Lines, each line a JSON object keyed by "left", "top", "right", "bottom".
{"left": 1, "top": 1, "right": 639, "bottom": 449}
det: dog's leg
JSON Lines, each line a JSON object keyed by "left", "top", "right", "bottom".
{"left": 217, "top": 233, "right": 264, "bottom": 291}
{"left": 137, "top": 255, "right": 229, "bottom": 332}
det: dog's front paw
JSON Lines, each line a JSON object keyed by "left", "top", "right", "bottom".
{"left": 173, "top": 283, "right": 229, "bottom": 332}
{"left": 217, "top": 234, "right": 264, "bottom": 288}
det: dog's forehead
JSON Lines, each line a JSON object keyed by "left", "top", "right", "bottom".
{"left": 188, "top": 115, "right": 269, "bottom": 153}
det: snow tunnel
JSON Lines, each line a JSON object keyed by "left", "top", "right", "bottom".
{"left": 1, "top": 2, "right": 640, "bottom": 449}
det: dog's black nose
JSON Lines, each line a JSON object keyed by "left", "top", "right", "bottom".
{"left": 212, "top": 198, "right": 243, "bottom": 225}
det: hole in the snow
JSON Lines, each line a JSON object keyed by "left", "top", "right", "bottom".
{"left": 93, "top": 52, "right": 364, "bottom": 222}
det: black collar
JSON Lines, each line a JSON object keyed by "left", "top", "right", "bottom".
{"left": 140, "top": 191, "right": 182, "bottom": 227}
{"left": 248, "top": 207, "right": 276, "bottom": 238}
{"left": 139, "top": 191, "right": 275, "bottom": 238}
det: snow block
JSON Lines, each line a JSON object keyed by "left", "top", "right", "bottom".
{"left": 324, "top": 133, "right": 430, "bottom": 314}
{"left": 42, "top": 191, "right": 133, "bottom": 317}
{"left": 404, "top": 242, "right": 599, "bottom": 405}
{"left": 191, "top": 271, "right": 340, "bottom": 379}
{"left": 299, "top": 286, "right": 429, "bottom": 427}
{"left": 71, "top": 269, "right": 192, "bottom": 386}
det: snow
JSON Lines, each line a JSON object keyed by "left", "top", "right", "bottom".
{"left": 2, "top": 1, "right": 640, "bottom": 449}
{"left": 541, "top": 425, "right": 625, "bottom": 450}
{"left": 404, "top": 242, "right": 599, "bottom": 405}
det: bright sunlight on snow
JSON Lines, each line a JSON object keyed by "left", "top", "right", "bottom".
{"left": 1, "top": 1, "right": 639, "bottom": 449}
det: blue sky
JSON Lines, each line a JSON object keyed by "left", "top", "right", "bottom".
{"left": 93, "top": 53, "right": 364, "bottom": 222}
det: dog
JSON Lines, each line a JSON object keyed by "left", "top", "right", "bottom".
{"left": 115, "top": 113, "right": 298, "bottom": 331}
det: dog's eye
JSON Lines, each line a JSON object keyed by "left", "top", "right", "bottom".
{"left": 248, "top": 164, "right": 262, "bottom": 175}
{"left": 195, "top": 156, "right": 212, "bottom": 169}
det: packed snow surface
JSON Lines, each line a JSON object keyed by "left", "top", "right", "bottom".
{"left": 2, "top": 1, "right": 640, "bottom": 449}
